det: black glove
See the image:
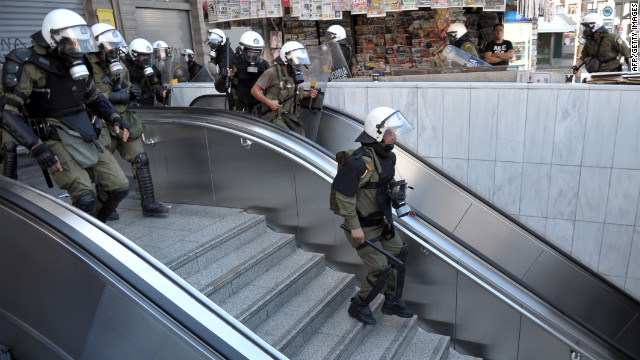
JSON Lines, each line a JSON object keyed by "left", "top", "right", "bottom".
{"left": 571, "top": 65, "right": 579, "bottom": 73}
{"left": 130, "top": 85, "right": 142, "bottom": 100}
{"left": 112, "top": 116, "right": 130, "bottom": 130}
{"left": 31, "top": 143, "right": 58, "bottom": 170}
{"left": 109, "top": 89, "right": 131, "bottom": 105}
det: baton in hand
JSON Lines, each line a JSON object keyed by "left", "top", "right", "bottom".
{"left": 340, "top": 224, "right": 404, "bottom": 266}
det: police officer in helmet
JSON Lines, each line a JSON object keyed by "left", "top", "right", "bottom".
{"left": 573, "top": 13, "right": 630, "bottom": 74}
{"left": 326, "top": 24, "right": 355, "bottom": 76}
{"left": 446, "top": 23, "right": 480, "bottom": 59}
{"left": 88, "top": 23, "right": 169, "bottom": 219}
{"left": 123, "top": 38, "right": 168, "bottom": 105}
{"left": 214, "top": 30, "right": 269, "bottom": 115}
{"left": 251, "top": 41, "right": 318, "bottom": 135}
{"left": 0, "top": 9, "right": 130, "bottom": 222}
{"left": 330, "top": 107, "right": 415, "bottom": 325}
{"left": 181, "top": 49, "right": 204, "bottom": 81}
{"left": 206, "top": 29, "right": 228, "bottom": 76}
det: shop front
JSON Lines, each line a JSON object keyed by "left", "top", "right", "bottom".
{"left": 204, "top": 0, "right": 517, "bottom": 78}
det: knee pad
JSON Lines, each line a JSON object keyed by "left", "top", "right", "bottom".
{"left": 73, "top": 193, "right": 96, "bottom": 215}
{"left": 133, "top": 152, "right": 149, "bottom": 168}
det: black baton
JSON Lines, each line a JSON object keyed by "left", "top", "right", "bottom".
{"left": 42, "top": 169, "right": 54, "bottom": 188}
{"left": 340, "top": 224, "right": 404, "bottom": 266}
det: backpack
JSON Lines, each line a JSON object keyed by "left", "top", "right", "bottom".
{"left": 329, "top": 148, "right": 370, "bottom": 214}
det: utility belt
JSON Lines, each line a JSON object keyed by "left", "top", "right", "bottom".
{"left": 599, "top": 56, "right": 619, "bottom": 65}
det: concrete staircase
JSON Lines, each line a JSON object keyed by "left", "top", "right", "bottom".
{"left": 15, "top": 154, "right": 480, "bottom": 359}
{"left": 107, "top": 199, "right": 480, "bottom": 360}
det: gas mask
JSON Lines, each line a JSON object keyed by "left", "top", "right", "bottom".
{"left": 134, "top": 54, "right": 154, "bottom": 77}
{"left": 65, "top": 54, "right": 90, "bottom": 80}
{"left": 388, "top": 180, "right": 413, "bottom": 218}
{"left": 102, "top": 49, "right": 124, "bottom": 76}
{"left": 289, "top": 64, "right": 305, "bottom": 85}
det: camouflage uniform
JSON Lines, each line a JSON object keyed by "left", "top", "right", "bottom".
{"left": 254, "top": 63, "right": 306, "bottom": 135}
{"left": 580, "top": 32, "right": 630, "bottom": 72}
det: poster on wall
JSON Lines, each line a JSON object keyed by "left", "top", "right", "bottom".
{"left": 417, "top": 0, "right": 432, "bottom": 7}
{"left": 401, "top": 0, "right": 418, "bottom": 10}
{"left": 464, "top": 0, "right": 484, "bottom": 6}
{"left": 384, "top": 0, "right": 400, "bottom": 12}
{"left": 431, "top": 0, "right": 448, "bottom": 7}
{"left": 484, "top": 0, "right": 506, "bottom": 11}
{"left": 265, "top": 0, "right": 284, "bottom": 17}
{"left": 290, "top": 0, "right": 301, "bottom": 16}
{"left": 333, "top": 0, "right": 351, "bottom": 11}
{"left": 367, "top": 0, "right": 385, "bottom": 17}
{"left": 447, "top": 0, "right": 464, "bottom": 6}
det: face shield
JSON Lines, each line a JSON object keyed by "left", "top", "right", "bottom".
{"left": 287, "top": 48, "right": 311, "bottom": 71}
{"left": 52, "top": 25, "right": 98, "bottom": 56}
{"left": 154, "top": 48, "right": 171, "bottom": 60}
{"left": 380, "top": 111, "right": 413, "bottom": 138}
{"left": 208, "top": 34, "right": 223, "bottom": 49}
{"left": 243, "top": 46, "right": 263, "bottom": 63}
{"left": 96, "top": 30, "right": 127, "bottom": 75}
{"left": 51, "top": 25, "right": 97, "bottom": 80}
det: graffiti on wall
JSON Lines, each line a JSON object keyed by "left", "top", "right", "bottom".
{"left": 1, "top": 37, "right": 33, "bottom": 66}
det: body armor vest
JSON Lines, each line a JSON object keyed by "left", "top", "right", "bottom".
{"left": 124, "top": 58, "right": 155, "bottom": 105}
{"left": 230, "top": 54, "right": 268, "bottom": 109}
{"left": 261, "top": 64, "right": 304, "bottom": 121}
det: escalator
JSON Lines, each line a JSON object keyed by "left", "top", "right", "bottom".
{"left": 0, "top": 177, "right": 285, "bottom": 360}
{"left": 133, "top": 104, "right": 637, "bottom": 359}
{"left": 1, "top": 102, "right": 638, "bottom": 359}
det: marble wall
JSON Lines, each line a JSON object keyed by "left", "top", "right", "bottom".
{"left": 324, "top": 81, "right": 640, "bottom": 301}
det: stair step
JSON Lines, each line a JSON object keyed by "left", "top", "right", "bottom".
{"left": 446, "top": 348, "right": 482, "bottom": 360}
{"left": 290, "top": 295, "right": 385, "bottom": 360}
{"left": 110, "top": 207, "right": 267, "bottom": 278}
{"left": 400, "top": 327, "right": 451, "bottom": 360}
{"left": 217, "top": 249, "right": 326, "bottom": 329}
{"left": 253, "top": 269, "right": 355, "bottom": 355}
{"left": 185, "top": 231, "right": 296, "bottom": 299}
{"left": 347, "top": 310, "right": 418, "bottom": 360}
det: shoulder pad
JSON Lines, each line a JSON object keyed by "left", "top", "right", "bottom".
{"left": 332, "top": 154, "right": 368, "bottom": 196}
{"left": 2, "top": 49, "right": 34, "bottom": 89}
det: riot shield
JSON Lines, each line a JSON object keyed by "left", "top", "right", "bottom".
{"left": 156, "top": 57, "right": 175, "bottom": 87}
{"left": 438, "top": 45, "right": 491, "bottom": 68}
{"left": 173, "top": 56, "right": 190, "bottom": 83}
{"left": 300, "top": 45, "right": 332, "bottom": 141}
{"left": 325, "top": 40, "right": 352, "bottom": 80}
{"left": 190, "top": 66, "right": 215, "bottom": 82}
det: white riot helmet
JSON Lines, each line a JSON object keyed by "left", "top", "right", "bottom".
{"left": 181, "top": 48, "right": 195, "bottom": 62}
{"left": 579, "top": 13, "right": 607, "bottom": 44}
{"left": 129, "top": 38, "right": 155, "bottom": 76}
{"left": 327, "top": 25, "right": 347, "bottom": 42}
{"left": 207, "top": 29, "right": 226, "bottom": 58}
{"left": 238, "top": 30, "right": 265, "bottom": 64}
{"left": 152, "top": 40, "right": 171, "bottom": 59}
{"left": 91, "top": 23, "right": 126, "bottom": 76}
{"left": 41, "top": 9, "right": 98, "bottom": 79}
{"left": 355, "top": 107, "right": 414, "bottom": 143}
{"left": 446, "top": 23, "right": 468, "bottom": 42}
{"left": 280, "top": 41, "right": 310, "bottom": 70}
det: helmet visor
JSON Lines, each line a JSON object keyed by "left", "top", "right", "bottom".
{"left": 244, "top": 47, "right": 263, "bottom": 63}
{"left": 96, "top": 30, "right": 127, "bottom": 58}
{"left": 382, "top": 111, "right": 413, "bottom": 137}
{"left": 208, "top": 34, "right": 223, "bottom": 48}
{"left": 53, "top": 25, "right": 98, "bottom": 55}
{"left": 288, "top": 48, "right": 311, "bottom": 70}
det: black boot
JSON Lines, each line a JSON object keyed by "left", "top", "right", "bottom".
{"left": 108, "top": 209, "right": 119, "bottom": 221}
{"left": 96, "top": 188, "right": 129, "bottom": 222}
{"left": 348, "top": 297, "right": 376, "bottom": 325}
{"left": 381, "top": 294, "right": 413, "bottom": 318}
{"left": 133, "top": 152, "right": 168, "bottom": 217}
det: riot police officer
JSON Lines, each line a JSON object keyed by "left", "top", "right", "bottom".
{"left": 326, "top": 24, "right": 355, "bottom": 76}
{"left": 0, "top": 9, "right": 130, "bottom": 222}
{"left": 89, "top": 23, "right": 169, "bottom": 219}
{"left": 573, "top": 13, "right": 630, "bottom": 74}
{"left": 123, "top": 38, "right": 168, "bottom": 105}
{"left": 214, "top": 31, "right": 270, "bottom": 115}
{"left": 181, "top": 49, "right": 204, "bottom": 81}
{"left": 446, "top": 23, "right": 480, "bottom": 59}
{"left": 330, "top": 107, "right": 415, "bottom": 325}
{"left": 207, "top": 29, "right": 228, "bottom": 77}
{"left": 152, "top": 40, "right": 173, "bottom": 85}
{"left": 250, "top": 41, "right": 317, "bottom": 135}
